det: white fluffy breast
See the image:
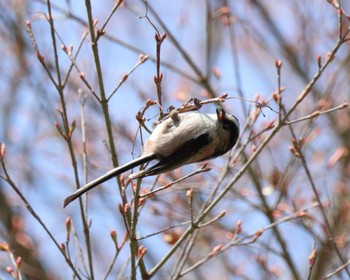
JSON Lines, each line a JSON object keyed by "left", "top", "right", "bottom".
{"left": 142, "top": 112, "right": 217, "bottom": 157}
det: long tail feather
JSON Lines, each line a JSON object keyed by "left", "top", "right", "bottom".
{"left": 63, "top": 154, "right": 156, "bottom": 207}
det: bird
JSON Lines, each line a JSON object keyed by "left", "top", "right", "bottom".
{"left": 63, "top": 107, "right": 239, "bottom": 207}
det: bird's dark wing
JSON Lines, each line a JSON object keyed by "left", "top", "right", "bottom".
{"left": 130, "top": 133, "right": 211, "bottom": 179}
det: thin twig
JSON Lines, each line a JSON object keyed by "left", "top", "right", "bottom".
{"left": 78, "top": 91, "right": 89, "bottom": 217}
{"left": 0, "top": 154, "right": 82, "bottom": 280}
{"left": 307, "top": 241, "right": 317, "bottom": 280}
{"left": 138, "top": 165, "right": 211, "bottom": 198}
{"left": 325, "top": 258, "right": 350, "bottom": 279}
{"left": 142, "top": 0, "right": 216, "bottom": 97}
{"left": 171, "top": 229, "right": 199, "bottom": 280}
{"left": 285, "top": 103, "right": 349, "bottom": 125}
{"left": 97, "top": 0, "right": 123, "bottom": 41}
{"left": 137, "top": 221, "right": 191, "bottom": 241}
{"left": 108, "top": 54, "right": 149, "bottom": 102}
{"left": 46, "top": 1, "right": 95, "bottom": 278}
{"left": 65, "top": 33, "right": 101, "bottom": 101}
{"left": 180, "top": 203, "right": 319, "bottom": 277}
{"left": 291, "top": 131, "right": 350, "bottom": 277}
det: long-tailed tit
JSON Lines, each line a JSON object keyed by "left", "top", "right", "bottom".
{"left": 64, "top": 108, "right": 239, "bottom": 207}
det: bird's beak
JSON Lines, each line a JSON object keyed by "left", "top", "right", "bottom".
{"left": 216, "top": 108, "right": 225, "bottom": 122}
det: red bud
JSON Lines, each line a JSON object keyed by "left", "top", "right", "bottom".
{"left": 275, "top": 59, "right": 282, "bottom": 68}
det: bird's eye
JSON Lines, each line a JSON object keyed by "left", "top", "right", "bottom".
{"left": 223, "top": 123, "right": 229, "bottom": 130}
